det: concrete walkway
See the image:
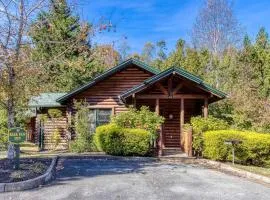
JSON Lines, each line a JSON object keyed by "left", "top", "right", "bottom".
{"left": 1, "top": 157, "right": 269, "bottom": 200}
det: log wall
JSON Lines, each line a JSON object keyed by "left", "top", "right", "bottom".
{"left": 69, "top": 64, "right": 154, "bottom": 114}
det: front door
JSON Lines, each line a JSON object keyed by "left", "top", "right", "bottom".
{"left": 160, "top": 99, "right": 181, "bottom": 148}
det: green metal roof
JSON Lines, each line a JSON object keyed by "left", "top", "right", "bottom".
{"left": 120, "top": 66, "right": 227, "bottom": 100}
{"left": 29, "top": 93, "right": 67, "bottom": 108}
{"left": 57, "top": 58, "right": 159, "bottom": 103}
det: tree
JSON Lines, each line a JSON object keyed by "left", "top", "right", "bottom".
{"left": 141, "top": 42, "right": 156, "bottom": 64}
{"left": 93, "top": 45, "right": 120, "bottom": 69}
{"left": 156, "top": 40, "right": 167, "bottom": 61}
{"left": 118, "top": 37, "right": 130, "bottom": 61}
{"left": 192, "top": 0, "right": 242, "bottom": 55}
{"left": 30, "top": 0, "right": 101, "bottom": 91}
{"left": 0, "top": 0, "right": 48, "bottom": 158}
{"left": 164, "top": 39, "right": 186, "bottom": 69}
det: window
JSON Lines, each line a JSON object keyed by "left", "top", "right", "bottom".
{"left": 88, "top": 108, "right": 112, "bottom": 133}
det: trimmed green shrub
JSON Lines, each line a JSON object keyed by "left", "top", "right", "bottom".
{"left": 94, "top": 124, "right": 151, "bottom": 156}
{"left": 122, "top": 128, "right": 151, "bottom": 156}
{"left": 203, "top": 130, "right": 270, "bottom": 167}
{"left": 190, "top": 116, "right": 229, "bottom": 156}
{"left": 94, "top": 124, "right": 123, "bottom": 155}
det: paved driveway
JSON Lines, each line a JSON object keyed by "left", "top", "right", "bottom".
{"left": 1, "top": 157, "right": 269, "bottom": 200}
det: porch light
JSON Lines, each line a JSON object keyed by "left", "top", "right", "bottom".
{"left": 169, "top": 114, "right": 173, "bottom": 119}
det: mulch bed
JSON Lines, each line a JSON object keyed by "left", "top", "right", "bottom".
{"left": 0, "top": 158, "right": 51, "bottom": 183}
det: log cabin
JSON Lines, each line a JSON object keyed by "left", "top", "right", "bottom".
{"left": 29, "top": 58, "right": 226, "bottom": 156}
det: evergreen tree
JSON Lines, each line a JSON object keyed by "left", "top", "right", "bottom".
{"left": 30, "top": 0, "right": 104, "bottom": 91}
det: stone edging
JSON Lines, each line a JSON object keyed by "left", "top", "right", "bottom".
{"left": 0, "top": 156, "right": 58, "bottom": 193}
{"left": 198, "top": 159, "right": 270, "bottom": 185}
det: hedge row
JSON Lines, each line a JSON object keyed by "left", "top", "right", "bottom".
{"left": 203, "top": 130, "right": 270, "bottom": 166}
{"left": 94, "top": 124, "right": 151, "bottom": 156}
{"left": 190, "top": 116, "right": 229, "bottom": 156}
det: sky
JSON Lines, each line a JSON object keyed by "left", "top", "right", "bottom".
{"left": 75, "top": 0, "right": 270, "bottom": 54}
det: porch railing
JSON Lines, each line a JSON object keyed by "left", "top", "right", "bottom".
{"left": 181, "top": 126, "right": 193, "bottom": 157}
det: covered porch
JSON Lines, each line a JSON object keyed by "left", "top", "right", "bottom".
{"left": 120, "top": 67, "right": 226, "bottom": 156}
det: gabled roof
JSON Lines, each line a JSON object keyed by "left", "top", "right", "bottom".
{"left": 29, "top": 93, "right": 67, "bottom": 108}
{"left": 120, "top": 67, "right": 227, "bottom": 100}
{"left": 57, "top": 58, "right": 159, "bottom": 103}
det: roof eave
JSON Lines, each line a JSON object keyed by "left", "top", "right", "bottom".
{"left": 120, "top": 67, "right": 227, "bottom": 101}
{"left": 57, "top": 58, "right": 159, "bottom": 103}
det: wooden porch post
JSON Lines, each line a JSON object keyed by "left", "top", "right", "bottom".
{"left": 156, "top": 98, "right": 163, "bottom": 156}
{"left": 180, "top": 98, "right": 184, "bottom": 131}
{"left": 155, "top": 98, "right": 159, "bottom": 115}
{"left": 180, "top": 98, "right": 184, "bottom": 148}
{"left": 132, "top": 93, "right": 136, "bottom": 108}
{"left": 204, "top": 97, "right": 208, "bottom": 118}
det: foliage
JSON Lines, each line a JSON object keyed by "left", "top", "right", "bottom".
{"left": 190, "top": 116, "right": 229, "bottom": 156}
{"left": 30, "top": 0, "right": 112, "bottom": 91}
{"left": 93, "top": 123, "right": 123, "bottom": 155}
{"left": 0, "top": 109, "right": 8, "bottom": 150}
{"left": 48, "top": 109, "right": 62, "bottom": 118}
{"left": 141, "top": 42, "right": 156, "bottom": 63}
{"left": 111, "top": 106, "right": 164, "bottom": 144}
{"left": 94, "top": 124, "right": 151, "bottom": 156}
{"left": 203, "top": 130, "right": 270, "bottom": 167}
{"left": 50, "top": 128, "right": 61, "bottom": 150}
{"left": 122, "top": 128, "right": 151, "bottom": 156}
{"left": 69, "top": 101, "right": 94, "bottom": 152}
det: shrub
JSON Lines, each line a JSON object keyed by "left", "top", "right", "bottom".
{"left": 94, "top": 124, "right": 151, "bottom": 156}
{"left": 122, "top": 128, "right": 151, "bottom": 156}
{"left": 111, "top": 106, "right": 164, "bottom": 145}
{"left": 203, "top": 130, "right": 270, "bottom": 167}
{"left": 70, "top": 101, "right": 95, "bottom": 153}
{"left": 48, "top": 109, "right": 62, "bottom": 118}
{"left": 50, "top": 128, "right": 61, "bottom": 150}
{"left": 0, "top": 109, "right": 8, "bottom": 150}
{"left": 94, "top": 123, "right": 123, "bottom": 155}
{"left": 190, "top": 116, "right": 229, "bottom": 156}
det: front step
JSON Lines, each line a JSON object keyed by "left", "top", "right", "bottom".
{"left": 161, "top": 147, "right": 186, "bottom": 157}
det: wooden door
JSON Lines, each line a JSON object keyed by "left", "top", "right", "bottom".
{"left": 161, "top": 100, "right": 181, "bottom": 148}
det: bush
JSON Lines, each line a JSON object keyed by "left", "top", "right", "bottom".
{"left": 70, "top": 101, "right": 95, "bottom": 153}
{"left": 122, "top": 128, "right": 151, "bottom": 156}
{"left": 0, "top": 109, "right": 8, "bottom": 150}
{"left": 50, "top": 128, "right": 61, "bottom": 150}
{"left": 48, "top": 109, "right": 62, "bottom": 118}
{"left": 94, "top": 124, "right": 151, "bottom": 156}
{"left": 203, "top": 130, "right": 270, "bottom": 167}
{"left": 190, "top": 116, "right": 229, "bottom": 156}
{"left": 94, "top": 124, "right": 123, "bottom": 155}
{"left": 111, "top": 106, "right": 164, "bottom": 145}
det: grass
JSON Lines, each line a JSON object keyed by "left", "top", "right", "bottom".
{"left": 227, "top": 163, "right": 270, "bottom": 177}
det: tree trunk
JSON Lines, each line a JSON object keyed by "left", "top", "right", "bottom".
{"left": 7, "top": 96, "right": 16, "bottom": 159}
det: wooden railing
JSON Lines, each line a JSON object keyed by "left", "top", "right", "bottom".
{"left": 181, "top": 126, "right": 193, "bottom": 157}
